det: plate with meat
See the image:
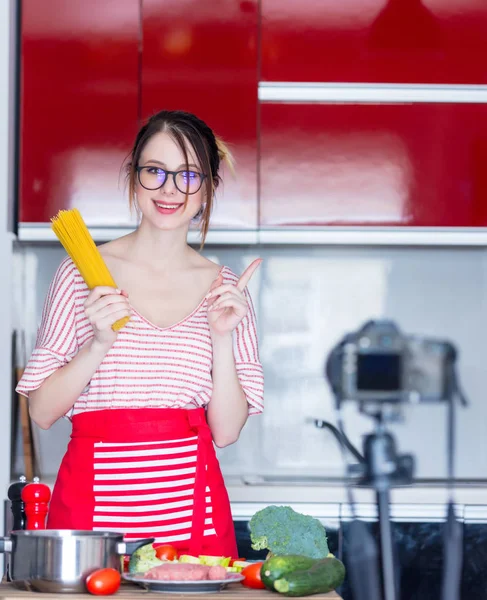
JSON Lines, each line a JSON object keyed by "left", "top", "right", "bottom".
{"left": 123, "top": 563, "right": 245, "bottom": 594}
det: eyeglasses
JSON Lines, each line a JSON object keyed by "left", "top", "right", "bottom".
{"left": 136, "top": 166, "right": 206, "bottom": 195}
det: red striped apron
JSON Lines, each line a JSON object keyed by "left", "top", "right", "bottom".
{"left": 47, "top": 408, "right": 238, "bottom": 558}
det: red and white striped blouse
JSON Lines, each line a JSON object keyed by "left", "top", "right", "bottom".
{"left": 16, "top": 257, "right": 264, "bottom": 418}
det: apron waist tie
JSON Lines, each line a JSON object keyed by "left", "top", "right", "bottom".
{"left": 187, "top": 409, "right": 214, "bottom": 556}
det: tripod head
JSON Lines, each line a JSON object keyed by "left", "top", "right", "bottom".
{"left": 350, "top": 410, "right": 414, "bottom": 491}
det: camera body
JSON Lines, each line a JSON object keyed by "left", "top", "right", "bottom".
{"left": 326, "top": 320, "right": 457, "bottom": 405}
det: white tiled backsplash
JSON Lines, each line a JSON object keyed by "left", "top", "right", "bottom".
{"left": 12, "top": 243, "right": 487, "bottom": 481}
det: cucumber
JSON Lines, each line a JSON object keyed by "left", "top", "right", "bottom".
{"left": 273, "top": 557, "right": 346, "bottom": 597}
{"left": 261, "top": 555, "right": 317, "bottom": 590}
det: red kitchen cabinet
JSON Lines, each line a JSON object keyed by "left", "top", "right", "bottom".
{"left": 141, "top": 0, "right": 259, "bottom": 230}
{"left": 260, "top": 103, "right": 487, "bottom": 227}
{"left": 262, "top": 0, "right": 487, "bottom": 84}
{"left": 20, "top": 0, "right": 140, "bottom": 225}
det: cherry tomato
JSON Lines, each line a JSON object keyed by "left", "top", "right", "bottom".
{"left": 86, "top": 568, "right": 121, "bottom": 595}
{"left": 154, "top": 544, "right": 178, "bottom": 561}
{"left": 241, "top": 562, "right": 266, "bottom": 589}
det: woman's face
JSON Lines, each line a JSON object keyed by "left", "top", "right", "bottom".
{"left": 135, "top": 131, "right": 206, "bottom": 231}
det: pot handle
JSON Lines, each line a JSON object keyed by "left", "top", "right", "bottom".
{"left": 0, "top": 538, "right": 12, "bottom": 553}
{"left": 117, "top": 537, "right": 155, "bottom": 556}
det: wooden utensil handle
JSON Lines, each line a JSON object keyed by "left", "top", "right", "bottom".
{"left": 16, "top": 367, "right": 34, "bottom": 481}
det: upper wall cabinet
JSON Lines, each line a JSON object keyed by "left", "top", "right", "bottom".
{"left": 141, "top": 0, "right": 259, "bottom": 230}
{"left": 261, "top": 1, "right": 487, "bottom": 84}
{"left": 260, "top": 102, "right": 487, "bottom": 228}
{"left": 20, "top": 0, "right": 139, "bottom": 225}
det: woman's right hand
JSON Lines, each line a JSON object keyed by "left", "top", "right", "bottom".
{"left": 84, "top": 286, "right": 131, "bottom": 350}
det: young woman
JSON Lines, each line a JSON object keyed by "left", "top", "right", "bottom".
{"left": 16, "top": 110, "right": 264, "bottom": 558}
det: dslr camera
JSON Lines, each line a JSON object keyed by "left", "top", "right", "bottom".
{"left": 326, "top": 320, "right": 458, "bottom": 406}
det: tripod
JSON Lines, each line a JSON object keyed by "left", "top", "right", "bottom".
{"left": 351, "top": 410, "right": 414, "bottom": 600}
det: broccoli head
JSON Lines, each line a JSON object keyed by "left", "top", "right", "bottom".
{"left": 128, "top": 543, "right": 163, "bottom": 574}
{"left": 249, "top": 505, "right": 329, "bottom": 559}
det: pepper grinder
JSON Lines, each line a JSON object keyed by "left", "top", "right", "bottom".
{"left": 7, "top": 475, "right": 28, "bottom": 532}
{"left": 21, "top": 477, "right": 51, "bottom": 530}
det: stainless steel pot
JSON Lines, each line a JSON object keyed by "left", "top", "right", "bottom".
{"left": 0, "top": 530, "right": 154, "bottom": 593}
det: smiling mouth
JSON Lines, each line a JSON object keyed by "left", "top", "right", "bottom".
{"left": 153, "top": 200, "right": 184, "bottom": 210}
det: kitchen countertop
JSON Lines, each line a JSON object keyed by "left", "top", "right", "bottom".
{"left": 0, "top": 583, "right": 342, "bottom": 600}
{"left": 21, "top": 477, "right": 487, "bottom": 523}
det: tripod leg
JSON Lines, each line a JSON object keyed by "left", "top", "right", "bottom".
{"left": 347, "top": 519, "right": 382, "bottom": 600}
{"left": 377, "top": 489, "right": 399, "bottom": 600}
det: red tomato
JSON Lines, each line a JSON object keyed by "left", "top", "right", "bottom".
{"left": 86, "top": 568, "right": 121, "bottom": 595}
{"left": 241, "top": 562, "right": 266, "bottom": 589}
{"left": 154, "top": 544, "right": 178, "bottom": 561}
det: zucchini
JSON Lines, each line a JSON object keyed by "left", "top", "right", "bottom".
{"left": 273, "top": 557, "right": 345, "bottom": 597}
{"left": 261, "top": 555, "right": 317, "bottom": 590}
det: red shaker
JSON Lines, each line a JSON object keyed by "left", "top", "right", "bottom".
{"left": 21, "top": 477, "right": 51, "bottom": 530}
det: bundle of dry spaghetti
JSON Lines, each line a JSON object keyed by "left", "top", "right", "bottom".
{"left": 51, "top": 208, "right": 129, "bottom": 331}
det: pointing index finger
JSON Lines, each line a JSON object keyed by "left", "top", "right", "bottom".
{"left": 237, "top": 259, "right": 263, "bottom": 291}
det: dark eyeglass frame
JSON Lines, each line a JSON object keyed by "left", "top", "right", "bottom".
{"left": 135, "top": 165, "right": 207, "bottom": 195}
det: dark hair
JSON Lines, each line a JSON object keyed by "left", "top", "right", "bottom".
{"left": 125, "top": 110, "right": 233, "bottom": 245}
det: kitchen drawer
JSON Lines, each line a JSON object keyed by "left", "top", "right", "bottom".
{"left": 261, "top": 0, "right": 487, "bottom": 84}
{"left": 19, "top": 0, "right": 140, "bottom": 225}
{"left": 141, "top": 0, "right": 259, "bottom": 230}
{"left": 260, "top": 102, "right": 487, "bottom": 228}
